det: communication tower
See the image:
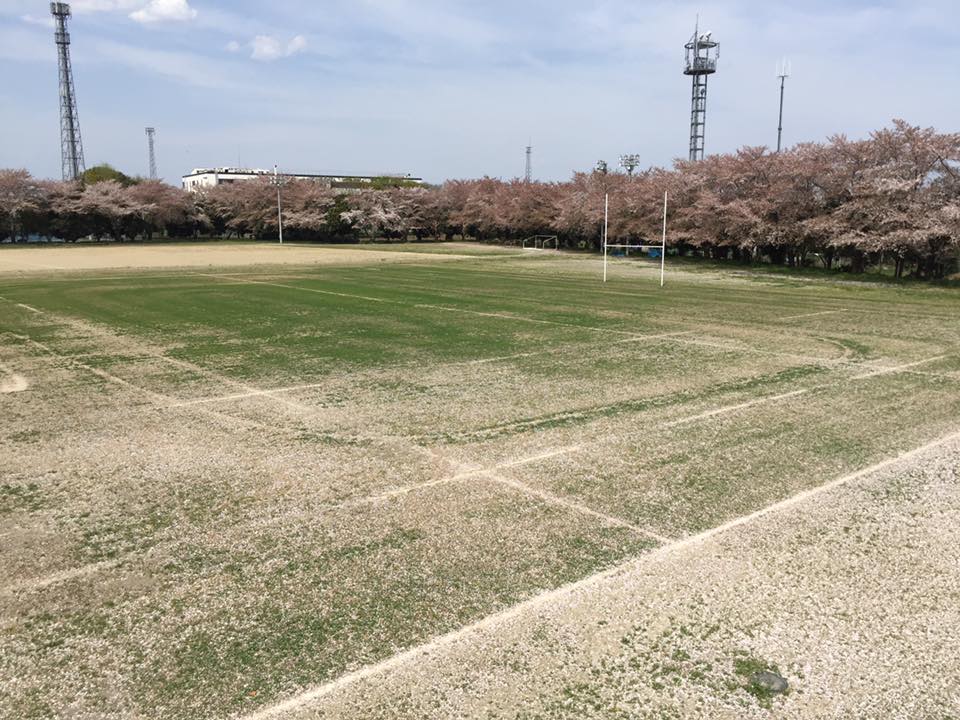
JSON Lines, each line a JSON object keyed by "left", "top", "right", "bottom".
{"left": 50, "top": 2, "right": 85, "bottom": 181}
{"left": 776, "top": 59, "right": 791, "bottom": 152}
{"left": 683, "top": 19, "right": 719, "bottom": 162}
{"left": 524, "top": 144, "right": 532, "bottom": 182}
{"left": 146, "top": 127, "right": 158, "bottom": 180}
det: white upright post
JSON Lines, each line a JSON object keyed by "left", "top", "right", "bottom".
{"left": 603, "top": 193, "right": 609, "bottom": 283}
{"left": 275, "top": 164, "right": 284, "bottom": 245}
{"left": 660, "top": 190, "right": 668, "bottom": 288}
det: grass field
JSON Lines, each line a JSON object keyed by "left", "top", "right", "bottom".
{"left": 2, "top": 243, "right": 959, "bottom": 719}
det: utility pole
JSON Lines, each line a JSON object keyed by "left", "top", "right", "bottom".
{"left": 777, "top": 59, "right": 791, "bottom": 153}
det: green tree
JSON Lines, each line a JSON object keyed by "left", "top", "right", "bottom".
{"left": 82, "top": 164, "right": 139, "bottom": 187}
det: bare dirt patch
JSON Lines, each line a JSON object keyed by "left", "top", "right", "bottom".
{"left": 0, "top": 242, "right": 498, "bottom": 275}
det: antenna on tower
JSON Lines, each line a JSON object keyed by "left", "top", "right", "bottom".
{"left": 776, "top": 58, "right": 791, "bottom": 153}
{"left": 683, "top": 18, "right": 719, "bottom": 161}
{"left": 524, "top": 142, "right": 532, "bottom": 182}
{"left": 145, "top": 127, "right": 158, "bottom": 180}
{"left": 50, "top": 2, "right": 85, "bottom": 181}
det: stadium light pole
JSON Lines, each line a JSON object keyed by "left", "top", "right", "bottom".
{"left": 274, "top": 164, "right": 284, "bottom": 245}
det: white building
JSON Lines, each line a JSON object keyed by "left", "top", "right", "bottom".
{"left": 181, "top": 168, "right": 423, "bottom": 192}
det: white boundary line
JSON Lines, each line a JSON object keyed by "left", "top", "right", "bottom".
{"left": 480, "top": 471, "right": 672, "bottom": 544}
{"left": 198, "top": 272, "right": 677, "bottom": 340}
{"left": 781, "top": 309, "right": 847, "bottom": 321}
{"left": 239, "top": 427, "right": 960, "bottom": 720}
{"left": 851, "top": 355, "right": 948, "bottom": 380}
{"left": 663, "top": 389, "right": 810, "bottom": 428}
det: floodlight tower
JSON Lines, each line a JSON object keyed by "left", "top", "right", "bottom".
{"left": 524, "top": 143, "right": 533, "bottom": 182}
{"left": 145, "top": 127, "right": 158, "bottom": 180}
{"left": 619, "top": 154, "right": 640, "bottom": 176}
{"left": 50, "top": 2, "right": 85, "bottom": 181}
{"left": 683, "top": 19, "right": 719, "bottom": 162}
{"left": 776, "top": 59, "right": 791, "bottom": 152}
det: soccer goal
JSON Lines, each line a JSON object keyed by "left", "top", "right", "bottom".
{"left": 522, "top": 235, "right": 559, "bottom": 250}
{"left": 602, "top": 191, "right": 668, "bottom": 288}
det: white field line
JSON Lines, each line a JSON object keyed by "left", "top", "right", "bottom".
{"left": 851, "top": 355, "right": 949, "bottom": 380}
{"left": 1, "top": 559, "right": 122, "bottom": 597}
{"left": 781, "top": 309, "right": 847, "bottom": 321}
{"left": 670, "top": 336, "right": 853, "bottom": 368}
{"left": 167, "top": 330, "right": 697, "bottom": 408}
{"left": 195, "top": 273, "right": 397, "bottom": 305}
{"left": 3, "top": 332, "right": 325, "bottom": 441}
{"left": 199, "top": 272, "right": 678, "bottom": 341}
{"left": 663, "top": 352, "right": 952, "bottom": 429}
{"left": 663, "top": 389, "right": 810, "bottom": 429}
{"left": 165, "top": 383, "right": 330, "bottom": 408}
{"left": 5, "top": 345, "right": 952, "bottom": 596}
{"left": 240, "top": 427, "right": 960, "bottom": 720}
{"left": 15, "top": 303, "right": 43, "bottom": 314}
{"left": 480, "top": 470, "right": 672, "bottom": 545}
{"left": 492, "top": 444, "right": 584, "bottom": 470}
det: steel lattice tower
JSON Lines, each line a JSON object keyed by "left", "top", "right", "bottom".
{"left": 683, "top": 20, "right": 719, "bottom": 162}
{"left": 51, "top": 3, "right": 85, "bottom": 182}
{"left": 524, "top": 144, "right": 532, "bottom": 182}
{"left": 146, "top": 127, "right": 158, "bottom": 180}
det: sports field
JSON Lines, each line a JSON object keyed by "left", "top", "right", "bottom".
{"left": 2, "top": 243, "right": 959, "bottom": 719}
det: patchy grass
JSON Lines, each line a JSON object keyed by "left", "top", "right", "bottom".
{"left": 0, "top": 245, "right": 958, "bottom": 719}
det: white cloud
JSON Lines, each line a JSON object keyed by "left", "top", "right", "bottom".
{"left": 225, "top": 40, "right": 241, "bottom": 53}
{"left": 20, "top": 14, "right": 54, "bottom": 28}
{"left": 72, "top": 0, "right": 139, "bottom": 11}
{"left": 250, "top": 34, "right": 308, "bottom": 62}
{"left": 130, "top": 0, "right": 197, "bottom": 24}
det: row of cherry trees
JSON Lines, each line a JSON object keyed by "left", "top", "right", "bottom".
{"left": 2, "top": 120, "right": 959, "bottom": 277}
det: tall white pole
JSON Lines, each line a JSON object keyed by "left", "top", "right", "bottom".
{"left": 275, "top": 164, "right": 284, "bottom": 245}
{"left": 660, "top": 191, "right": 668, "bottom": 288}
{"left": 603, "top": 193, "right": 609, "bottom": 283}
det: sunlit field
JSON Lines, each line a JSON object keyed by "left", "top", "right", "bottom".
{"left": 2, "top": 243, "right": 959, "bottom": 719}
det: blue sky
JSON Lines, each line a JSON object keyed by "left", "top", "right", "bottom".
{"left": 1, "top": 0, "right": 958, "bottom": 184}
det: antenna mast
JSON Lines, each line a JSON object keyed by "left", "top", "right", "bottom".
{"left": 683, "top": 18, "right": 719, "bottom": 162}
{"left": 50, "top": 2, "right": 85, "bottom": 181}
{"left": 524, "top": 143, "right": 532, "bottom": 182}
{"left": 146, "top": 127, "right": 158, "bottom": 180}
{"left": 776, "top": 59, "right": 790, "bottom": 153}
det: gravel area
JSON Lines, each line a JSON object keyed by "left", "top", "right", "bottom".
{"left": 288, "top": 435, "right": 960, "bottom": 720}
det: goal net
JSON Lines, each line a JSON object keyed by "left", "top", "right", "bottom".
{"left": 522, "top": 235, "right": 559, "bottom": 250}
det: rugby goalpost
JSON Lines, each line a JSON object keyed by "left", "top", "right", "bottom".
{"left": 522, "top": 235, "right": 559, "bottom": 250}
{"left": 602, "top": 191, "right": 668, "bottom": 288}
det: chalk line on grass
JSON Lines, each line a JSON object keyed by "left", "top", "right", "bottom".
{"left": 238, "top": 428, "right": 960, "bottom": 720}
{"left": 0, "top": 560, "right": 123, "bottom": 597}
{"left": 480, "top": 470, "right": 672, "bottom": 545}
{"left": 781, "top": 309, "right": 847, "bottom": 321}
{"left": 663, "top": 389, "right": 810, "bottom": 428}
{"left": 199, "top": 272, "right": 686, "bottom": 341}
{"left": 851, "top": 355, "right": 949, "bottom": 380}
